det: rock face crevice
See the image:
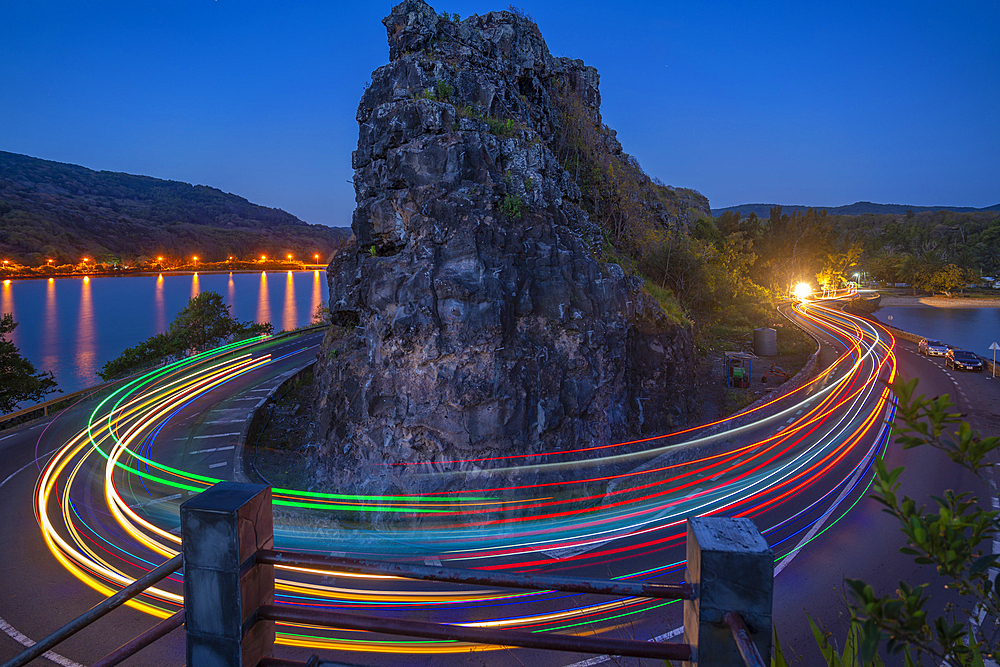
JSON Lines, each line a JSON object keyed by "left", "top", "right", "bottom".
{"left": 308, "top": 0, "right": 701, "bottom": 494}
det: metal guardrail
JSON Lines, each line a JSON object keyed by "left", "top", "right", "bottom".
{"left": 179, "top": 482, "right": 774, "bottom": 667}
{"left": 0, "top": 324, "right": 330, "bottom": 432}
{"left": 258, "top": 548, "right": 693, "bottom": 600}
{"left": 259, "top": 604, "right": 693, "bottom": 661}
{"left": 725, "top": 611, "right": 767, "bottom": 667}
{"left": 91, "top": 610, "right": 184, "bottom": 667}
{"left": 2, "top": 482, "right": 772, "bottom": 667}
{"left": 0, "top": 555, "right": 183, "bottom": 667}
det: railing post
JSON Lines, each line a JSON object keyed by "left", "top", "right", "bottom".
{"left": 683, "top": 517, "right": 773, "bottom": 666}
{"left": 181, "top": 482, "right": 275, "bottom": 667}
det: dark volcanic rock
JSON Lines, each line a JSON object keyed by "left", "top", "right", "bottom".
{"left": 308, "top": 0, "right": 699, "bottom": 495}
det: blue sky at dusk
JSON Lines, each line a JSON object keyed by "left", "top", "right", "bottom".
{"left": 2, "top": 1, "right": 997, "bottom": 227}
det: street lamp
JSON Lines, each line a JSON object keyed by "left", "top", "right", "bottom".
{"left": 287, "top": 254, "right": 293, "bottom": 261}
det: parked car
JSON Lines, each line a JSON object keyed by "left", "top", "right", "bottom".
{"left": 918, "top": 338, "right": 949, "bottom": 356}
{"left": 945, "top": 349, "right": 984, "bottom": 372}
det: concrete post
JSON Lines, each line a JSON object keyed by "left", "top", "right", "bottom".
{"left": 181, "top": 482, "right": 275, "bottom": 667}
{"left": 683, "top": 517, "right": 773, "bottom": 667}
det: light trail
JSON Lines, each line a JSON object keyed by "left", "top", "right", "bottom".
{"left": 31, "top": 296, "right": 898, "bottom": 653}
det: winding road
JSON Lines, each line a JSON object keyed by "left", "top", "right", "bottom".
{"left": 1, "top": 295, "right": 996, "bottom": 666}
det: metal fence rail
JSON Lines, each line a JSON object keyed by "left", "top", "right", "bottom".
{"left": 180, "top": 482, "right": 774, "bottom": 667}
{"left": 259, "top": 604, "right": 693, "bottom": 661}
{"left": 3, "top": 460, "right": 773, "bottom": 667}
{"left": 257, "top": 548, "right": 694, "bottom": 600}
{"left": 91, "top": 610, "right": 185, "bottom": 667}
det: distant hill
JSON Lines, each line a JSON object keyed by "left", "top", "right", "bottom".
{"left": 711, "top": 201, "right": 1000, "bottom": 218}
{"left": 0, "top": 151, "right": 349, "bottom": 265}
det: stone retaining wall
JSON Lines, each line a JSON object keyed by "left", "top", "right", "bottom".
{"left": 236, "top": 362, "right": 315, "bottom": 484}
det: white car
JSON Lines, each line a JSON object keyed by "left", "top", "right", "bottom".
{"left": 918, "top": 338, "right": 949, "bottom": 356}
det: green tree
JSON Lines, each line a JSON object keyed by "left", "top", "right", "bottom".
{"left": 168, "top": 291, "right": 271, "bottom": 352}
{"left": 928, "top": 264, "right": 972, "bottom": 297}
{"left": 0, "top": 313, "right": 59, "bottom": 413}
{"left": 816, "top": 245, "right": 863, "bottom": 290}
{"left": 98, "top": 291, "right": 273, "bottom": 380}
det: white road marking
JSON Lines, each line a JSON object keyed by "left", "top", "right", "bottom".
{"left": 563, "top": 626, "right": 684, "bottom": 667}
{"left": 0, "top": 453, "right": 85, "bottom": 667}
{"left": 208, "top": 462, "right": 228, "bottom": 469}
{"left": 0, "top": 616, "right": 84, "bottom": 667}
{"left": 190, "top": 445, "right": 236, "bottom": 455}
{"left": 131, "top": 493, "right": 182, "bottom": 509}
{"left": 192, "top": 432, "right": 240, "bottom": 439}
{"left": 203, "top": 420, "right": 245, "bottom": 425}
{"left": 423, "top": 557, "right": 442, "bottom": 566}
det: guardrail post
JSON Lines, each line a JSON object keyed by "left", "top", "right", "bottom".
{"left": 683, "top": 517, "right": 773, "bottom": 666}
{"left": 181, "top": 482, "right": 275, "bottom": 666}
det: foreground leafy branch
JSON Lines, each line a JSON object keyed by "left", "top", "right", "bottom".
{"left": 798, "top": 378, "right": 999, "bottom": 666}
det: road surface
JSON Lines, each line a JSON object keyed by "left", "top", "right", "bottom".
{"left": 0, "top": 300, "right": 995, "bottom": 666}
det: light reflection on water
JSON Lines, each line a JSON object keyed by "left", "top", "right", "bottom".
{"left": 311, "top": 271, "right": 322, "bottom": 324}
{"left": 283, "top": 271, "right": 297, "bottom": 332}
{"left": 42, "top": 279, "right": 58, "bottom": 372}
{"left": 227, "top": 273, "right": 236, "bottom": 311}
{"left": 76, "top": 276, "right": 97, "bottom": 382}
{"left": 257, "top": 272, "right": 270, "bottom": 325}
{"left": 0, "top": 271, "right": 328, "bottom": 398}
{"left": 155, "top": 275, "right": 165, "bottom": 332}
{"left": 1, "top": 280, "right": 15, "bottom": 349}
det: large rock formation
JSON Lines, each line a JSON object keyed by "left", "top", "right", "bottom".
{"left": 308, "top": 0, "right": 702, "bottom": 494}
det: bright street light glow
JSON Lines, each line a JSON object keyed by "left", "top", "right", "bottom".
{"left": 794, "top": 282, "right": 812, "bottom": 300}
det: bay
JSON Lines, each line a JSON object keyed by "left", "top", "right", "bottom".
{"left": 878, "top": 306, "right": 1000, "bottom": 359}
{"left": 0, "top": 271, "right": 329, "bottom": 397}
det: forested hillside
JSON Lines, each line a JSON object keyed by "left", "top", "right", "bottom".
{"left": 713, "top": 201, "right": 1000, "bottom": 218}
{"left": 0, "top": 151, "right": 348, "bottom": 265}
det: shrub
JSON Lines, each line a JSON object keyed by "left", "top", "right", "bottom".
{"left": 499, "top": 194, "right": 524, "bottom": 219}
{"left": 435, "top": 80, "right": 453, "bottom": 101}
{"left": 487, "top": 117, "right": 517, "bottom": 137}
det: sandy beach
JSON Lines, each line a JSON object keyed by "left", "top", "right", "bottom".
{"left": 877, "top": 293, "right": 1000, "bottom": 308}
